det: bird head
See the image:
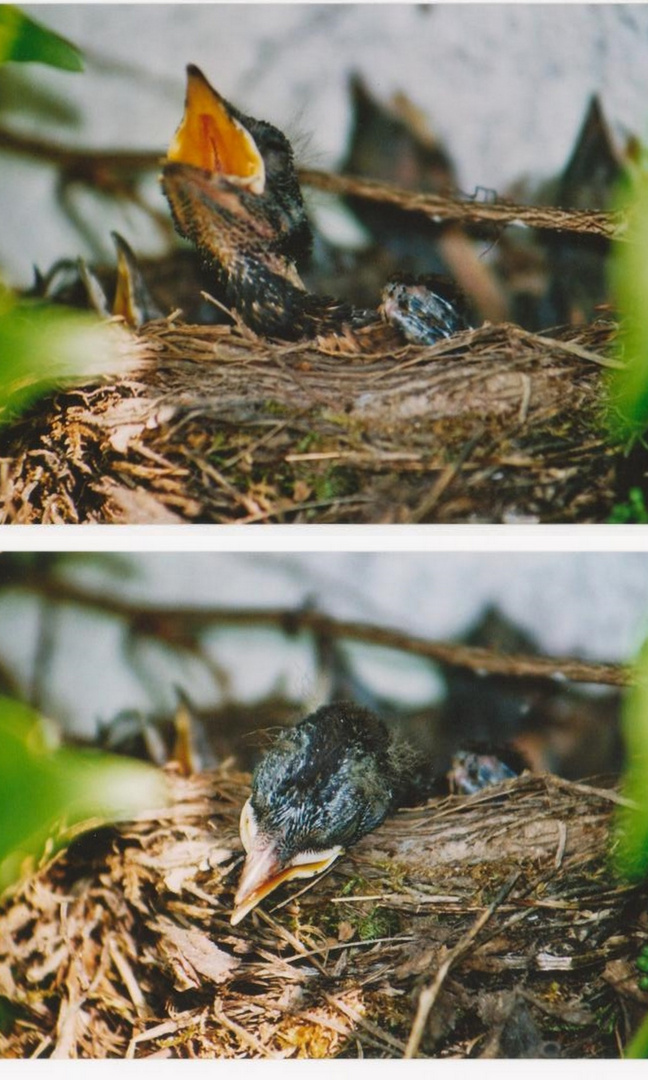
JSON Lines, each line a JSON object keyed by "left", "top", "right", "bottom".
{"left": 162, "top": 66, "right": 312, "bottom": 285}
{"left": 231, "top": 703, "right": 397, "bottom": 925}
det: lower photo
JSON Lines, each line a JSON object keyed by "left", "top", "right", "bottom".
{"left": 0, "top": 550, "right": 647, "bottom": 1060}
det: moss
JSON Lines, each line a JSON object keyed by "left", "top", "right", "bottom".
{"left": 311, "top": 466, "right": 355, "bottom": 502}
{"left": 609, "top": 486, "right": 648, "bottom": 523}
{"left": 297, "top": 902, "right": 340, "bottom": 940}
{"left": 299, "top": 869, "right": 402, "bottom": 943}
{"left": 340, "top": 873, "right": 372, "bottom": 896}
{"left": 261, "top": 399, "right": 291, "bottom": 417}
{"left": 206, "top": 430, "right": 228, "bottom": 453}
{"left": 594, "top": 1001, "right": 620, "bottom": 1037}
{"left": 369, "top": 859, "right": 409, "bottom": 893}
{"left": 294, "top": 431, "right": 319, "bottom": 454}
{"left": 361, "top": 987, "right": 413, "bottom": 1047}
{"left": 356, "top": 906, "right": 401, "bottom": 941}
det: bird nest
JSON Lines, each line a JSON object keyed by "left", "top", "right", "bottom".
{"left": 0, "top": 315, "right": 629, "bottom": 524}
{"left": 0, "top": 768, "right": 646, "bottom": 1058}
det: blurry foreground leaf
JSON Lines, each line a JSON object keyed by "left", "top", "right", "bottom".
{"left": 0, "top": 284, "right": 135, "bottom": 424}
{"left": 0, "top": 5, "right": 83, "bottom": 69}
{"left": 614, "top": 635, "right": 648, "bottom": 1059}
{"left": 614, "top": 637, "right": 648, "bottom": 882}
{"left": 0, "top": 696, "right": 168, "bottom": 891}
{"left": 608, "top": 152, "right": 648, "bottom": 440}
{"left": 627, "top": 1012, "right": 648, "bottom": 1060}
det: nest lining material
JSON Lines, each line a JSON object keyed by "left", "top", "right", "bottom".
{"left": 0, "top": 316, "right": 622, "bottom": 524}
{"left": 0, "top": 768, "right": 646, "bottom": 1058}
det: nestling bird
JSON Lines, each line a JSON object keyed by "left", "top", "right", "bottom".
{"left": 447, "top": 747, "right": 524, "bottom": 795}
{"left": 231, "top": 702, "right": 407, "bottom": 925}
{"left": 76, "top": 231, "right": 164, "bottom": 328}
{"left": 162, "top": 65, "right": 469, "bottom": 344}
{"left": 232, "top": 700, "right": 527, "bottom": 924}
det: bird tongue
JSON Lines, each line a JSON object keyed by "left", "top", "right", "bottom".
{"left": 166, "top": 64, "right": 265, "bottom": 195}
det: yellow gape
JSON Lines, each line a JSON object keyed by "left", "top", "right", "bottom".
{"left": 167, "top": 66, "right": 265, "bottom": 195}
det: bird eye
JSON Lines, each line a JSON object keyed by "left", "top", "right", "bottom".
{"left": 239, "top": 797, "right": 258, "bottom": 853}
{"left": 262, "top": 140, "right": 290, "bottom": 177}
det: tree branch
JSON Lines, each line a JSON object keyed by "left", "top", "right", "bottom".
{"left": 0, "top": 125, "right": 160, "bottom": 178}
{"left": 0, "top": 126, "right": 622, "bottom": 243}
{"left": 7, "top": 574, "right": 632, "bottom": 688}
{"left": 299, "top": 168, "right": 623, "bottom": 241}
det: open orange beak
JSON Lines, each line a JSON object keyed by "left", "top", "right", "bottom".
{"left": 167, "top": 65, "right": 265, "bottom": 195}
{"left": 230, "top": 798, "right": 343, "bottom": 926}
{"left": 111, "top": 232, "right": 162, "bottom": 328}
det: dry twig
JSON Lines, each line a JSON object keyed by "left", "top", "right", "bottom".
{"left": 300, "top": 169, "right": 623, "bottom": 240}
{"left": 405, "top": 871, "right": 522, "bottom": 1057}
{"left": 3, "top": 573, "right": 632, "bottom": 688}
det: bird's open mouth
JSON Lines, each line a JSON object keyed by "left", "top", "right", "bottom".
{"left": 166, "top": 64, "right": 265, "bottom": 195}
{"left": 230, "top": 798, "right": 343, "bottom": 925}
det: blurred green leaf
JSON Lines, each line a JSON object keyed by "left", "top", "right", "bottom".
{"left": 614, "top": 637, "right": 648, "bottom": 882}
{"left": 0, "top": 284, "right": 132, "bottom": 424}
{"left": 0, "top": 696, "right": 168, "bottom": 891}
{"left": 608, "top": 150, "right": 648, "bottom": 440}
{"left": 627, "top": 1011, "right": 648, "bottom": 1059}
{"left": 0, "top": 5, "right": 83, "bottom": 70}
{"left": 612, "top": 633, "right": 648, "bottom": 1058}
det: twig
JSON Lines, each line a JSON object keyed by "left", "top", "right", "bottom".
{"left": 30, "top": 596, "right": 59, "bottom": 711}
{"left": 0, "top": 124, "right": 623, "bottom": 244}
{"left": 518, "top": 372, "right": 532, "bottom": 424}
{"left": 0, "top": 125, "right": 160, "bottom": 178}
{"left": 546, "top": 775, "right": 639, "bottom": 810}
{"left": 514, "top": 328, "right": 625, "bottom": 371}
{"left": 281, "top": 935, "right": 415, "bottom": 965}
{"left": 404, "top": 871, "right": 522, "bottom": 1058}
{"left": 212, "top": 1001, "right": 278, "bottom": 1058}
{"left": 108, "top": 938, "right": 146, "bottom": 1016}
{"left": 410, "top": 428, "right": 485, "bottom": 522}
{"left": 5, "top": 575, "right": 632, "bottom": 688}
{"left": 0, "top": 127, "right": 168, "bottom": 249}
{"left": 255, "top": 908, "right": 328, "bottom": 977}
{"left": 554, "top": 821, "right": 568, "bottom": 870}
{"left": 236, "top": 494, "right": 371, "bottom": 524}
{"left": 329, "top": 892, "right": 401, "bottom": 904}
{"left": 325, "top": 992, "right": 409, "bottom": 1055}
{"left": 299, "top": 169, "right": 624, "bottom": 241}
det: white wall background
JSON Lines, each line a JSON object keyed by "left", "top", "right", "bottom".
{"left": 3, "top": 4, "right": 648, "bottom": 282}
{"left": 0, "top": 552, "right": 646, "bottom": 735}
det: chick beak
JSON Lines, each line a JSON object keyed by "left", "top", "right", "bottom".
{"left": 166, "top": 64, "right": 265, "bottom": 195}
{"left": 231, "top": 836, "right": 283, "bottom": 926}
{"left": 111, "top": 232, "right": 162, "bottom": 328}
{"left": 231, "top": 835, "right": 343, "bottom": 926}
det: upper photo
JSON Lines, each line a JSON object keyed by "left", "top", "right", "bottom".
{"left": 1, "top": 4, "right": 647, "bottom": 524}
